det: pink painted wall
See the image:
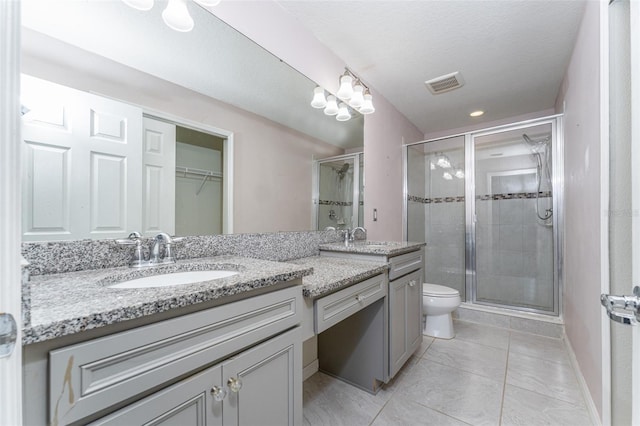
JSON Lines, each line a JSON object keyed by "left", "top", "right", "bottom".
{"left": 22, "top": 51, "right": 343, "bottom": 234}
{"left": 213, "top": 2, "right": 423, "bottom": 241}
{"left": 363, "top": 90, "right": 423, "bottom": 240}
{"left": 555, "top": 1, "right": 603, "bottom": 417}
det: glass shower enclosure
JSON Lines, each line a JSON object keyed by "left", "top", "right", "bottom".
{"left": 405, "top": 117, "right": 562, "bottom": 315}
{"left": 313, "top": 153, "right": 364, "bottom": 231}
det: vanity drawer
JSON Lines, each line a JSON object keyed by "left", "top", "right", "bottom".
{"left": 315, "top": 273, "right": 387, "bottom": 333}
{"left": 388, "top": 249, "right": 424, "bottom": 280}
{"left": 48, "top": 286, "right": 301, "bottom": 426}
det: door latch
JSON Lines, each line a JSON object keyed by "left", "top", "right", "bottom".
{"left": 600, "top": 286, "right": 640, "bottom": 326}
{"left": 0, "top": 313, "right": 18, "bottom": 358}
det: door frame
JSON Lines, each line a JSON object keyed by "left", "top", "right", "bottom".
{"left": 0, "top": 1, "right": 23, "bottom": 424}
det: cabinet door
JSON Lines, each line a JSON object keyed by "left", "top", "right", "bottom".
{"left": 90, "top": 365, "right": 223, "bottom": 426}
{"left": 222, "top": 327, "right": 302, "bottom": 426}
{"left": 389, "top": 269, "right": 423, "bottom": 378}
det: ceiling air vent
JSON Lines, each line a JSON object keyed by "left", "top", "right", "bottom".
{"left": 424, "top": 71, "right": 465, "bottom": 95}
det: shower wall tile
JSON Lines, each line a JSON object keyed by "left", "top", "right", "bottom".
{"left": 498, "top": 199, "right": 524, "bottom": 225}
{"left": 499, "top": 224, "right": 524, "bottom": 251}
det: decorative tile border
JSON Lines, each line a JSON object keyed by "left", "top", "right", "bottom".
{"left": 319, "top": 200, "right": 353, "bottom": 206}
{"left": 408, "top": 191, "right": 552, "bottom": 204}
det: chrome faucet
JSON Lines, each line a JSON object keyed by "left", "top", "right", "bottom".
{"left": 350, "top": 227, "right": 367, "bottom": 241}
{"left": 116, "top": 232, "right": 183, "bottom": 268}
{"left": 150, "top": 232, "right": 183, "bottom": 265}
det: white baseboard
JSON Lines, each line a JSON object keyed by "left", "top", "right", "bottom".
{"left": 564, "top": 335, "right": 602, "bottom": 426}
{"left": 303, "top": 359, "right": 319, "bottom": 381}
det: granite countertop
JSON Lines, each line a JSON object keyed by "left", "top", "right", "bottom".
{"left": 24, "top": 256, "right": 313, "bottom": 345}
{"left": 318, "top": 240, "right": 425, "bottom": 257}
{"left": 288, "top": 256, "right": 389, "bottom": 298}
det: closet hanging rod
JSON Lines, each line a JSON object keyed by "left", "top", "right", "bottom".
{"left": 175, "top": 166, "right": 222, "bottom": 179}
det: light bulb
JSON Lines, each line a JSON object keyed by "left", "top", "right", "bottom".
{"left": 194, "top": 0, "right": 221, "bottom": 6}
{"left": 311, "top": 87, "right": 327, "bottom": 109}
{"left": 324, "top": 95, "right": 339, "bottom": 116}
{"left": 359, "top": 94, "right": 375, "bottom": 114}
{"left": 443, "top": 172, "right": 453, "bottom": 180}
{"left": 436, "top": 155, "right": 451, "bottom": 169}
{"left": 122, "top": 0, "right": 154, "bottom": 11}
{"left": 349, "top": 84, "right": 364, "bottom": 108}
{"left": 430, "top": 162, "right": 436, "bottom": 170}
{"left": 454, "top": 169, "right": 465, "bottom": 179}
{"left": 336, "top": 75, "right": 354, "bottom": 100}
{"left": 162, "top": 0, "right": 194, "bottom": 32}
{"left": 336, "top": 103, "right": 351, "bottom": 121}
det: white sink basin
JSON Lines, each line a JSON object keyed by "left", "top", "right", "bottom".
{"left": 109, "top": 270, "right": 239, "bottom": 289}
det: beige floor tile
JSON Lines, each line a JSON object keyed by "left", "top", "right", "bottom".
{"left": 507, "top": 351, "right": 585, "bottom": 407}
{"left": 303, "top": 372, "right": 387, "bottom": 426}
{"left": 509, "top": 331, "right": 570, "bottom": 364}
{"left": 502, "top": 384, "right": 593, "bottom": 426}
{"left": 395, "top": 359, "right": 503, "bottom": 426}
{"left": 371, "top": 397, "right": 470, "bottom": 426}
{"left": 453, "top": 320, "right": 511, "bottom": 349}
{"left": 425, "top": 337, "right": 508, "bottom": 382}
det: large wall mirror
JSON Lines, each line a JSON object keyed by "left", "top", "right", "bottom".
{"left": 20, "top": 0, "right": 364, "bottom": 241}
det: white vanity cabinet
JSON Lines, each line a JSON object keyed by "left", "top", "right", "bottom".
{"left": 41, "top": 286, "right": 303, "bottom": 426}
{"left": 320, "top": 246, "right": 424, "bottom": 379}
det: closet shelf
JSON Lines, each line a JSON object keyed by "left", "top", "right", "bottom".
{"left": 176, "top": 166, "right": 222, "bottom": 195}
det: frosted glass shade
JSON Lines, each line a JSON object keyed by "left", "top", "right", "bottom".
{"left": 324, "top": 95, "right": 339, "bottom": 116}
{"left": 336, "top": 75, "right": 354, "bottom": 100}
{"left": 311, "top": 87, "right": 327, "bottom": 108}
{"left": 349, "top": 84, "right": 364, "bottom": 108}
{"left": 123, "top": 0, "right": 154, "bottom": 11}
{"left": 194, "top": 0, "right": 221, "bottom": 6}
{"left": 162, "top": 0, "right": 194, "bottom": 32}
{"left": 358, "top": 94, "right": 375, "bottom": 114}
{"left": 336, "top": 103, "right": 351, "bottom": 121}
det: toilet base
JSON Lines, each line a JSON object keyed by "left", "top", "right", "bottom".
{"left": 423, "top": 313, "right": 455, "bottom": 339}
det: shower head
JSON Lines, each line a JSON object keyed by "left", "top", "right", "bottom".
{"left": 339, "top": 163, "right": 350, "bottom": 173}
{"left": 522, "top": 134, "right": 549, "bottom": 153}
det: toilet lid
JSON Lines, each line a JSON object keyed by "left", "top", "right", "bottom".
{"left": 423, "top": 284, "right": 459, "bottom": 297}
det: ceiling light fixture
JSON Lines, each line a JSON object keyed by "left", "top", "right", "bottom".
{"left": 311, "top": 87, "right": 327, "bottom": 109}
{"left": 336, "top": 103, "right": 352, "bottom": 121}
{"left": 435, "top": 153, "right": 452, "bottom": 169}
{"left": 470, "top": 110, "right": 484, "bottom": 117}
{"left": 310, "top": 68, "right": 375, "bottom": 121}
{"left": 323, "top": 95, "right": 339, "bottom": 116}
{"left": 443, "top": 171, "right": 453, "bottom": 180}
{"left": 122, "top": 0, "right": 222, "bottom": 32}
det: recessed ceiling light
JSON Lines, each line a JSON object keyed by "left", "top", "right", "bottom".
{"left": 470, "top": 110, "right": 484, "bottom": 117}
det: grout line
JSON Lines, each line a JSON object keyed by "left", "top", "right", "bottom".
{"left": 498, "top": 330, "right": 512, "bottom": 426}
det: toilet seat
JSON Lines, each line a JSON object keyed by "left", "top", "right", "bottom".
{"left": 423, "top": 283, "right": 459, "bottom": 297}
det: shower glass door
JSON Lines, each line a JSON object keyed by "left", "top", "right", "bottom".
{"left": 314, "top": 154, "right": 362, "bottom": 231}
{"left": 406, "top": 136, "right": 466, "bottom": 298}
{"left": 472, "top": 122, "right": 556, "bottom": 313}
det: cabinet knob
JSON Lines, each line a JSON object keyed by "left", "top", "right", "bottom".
{"left": 355, "top": 294, "right": 365, "bottom": 302}
{"left": 409, "top": 280, "right": 417, "bottom": 287}
{"left": 227, "top": 377, "right": 243, "bottom": 393}
{"left": 210, "top": 385, "right": 227, "bottom": 401}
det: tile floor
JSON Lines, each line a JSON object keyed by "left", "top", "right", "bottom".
{"left": 303, "top": 320, "right": 593, "bottom": 426}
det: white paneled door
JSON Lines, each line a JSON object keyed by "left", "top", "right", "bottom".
{"left": 631, "top": 2, "right": 640, "bottom": 422}
{"left": 0, "top": 2, "right": 22, "bottom": 425}
{"left": 21, "top": 75, "right": 143, "bottom": 241}
{"left": 142, "top": 117, "right": 176, "bottom": 236}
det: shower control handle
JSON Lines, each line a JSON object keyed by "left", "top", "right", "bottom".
{"left": 600, "top": 286, "right": 640, "bottom": 326}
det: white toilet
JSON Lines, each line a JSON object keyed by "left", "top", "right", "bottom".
{"left": 422, "top": 284, "right": 461, "bottom": 339}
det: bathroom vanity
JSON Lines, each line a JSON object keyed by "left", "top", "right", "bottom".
{"left": 318, "top": 241, "right": 425, "bottom": 378}
{"left": 22, "top": 256, "right": 312, "bottom": 426}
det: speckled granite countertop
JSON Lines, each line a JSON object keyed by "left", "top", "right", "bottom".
{"left": 318, "top": 241, "right": 425, "bottom": 257}
{"left": 288, "top": 256, "right": 389, "bottom": 298}
{"left": 24, "top": 256, "right": 313, "bottom": 345}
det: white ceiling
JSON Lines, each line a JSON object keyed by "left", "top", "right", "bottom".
{"left": 276, "top": 0, "right": 586, "bottom": 135}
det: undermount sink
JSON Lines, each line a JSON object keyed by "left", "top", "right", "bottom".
{"left": 108, "top": 270, "right": 239, "bottom": 289}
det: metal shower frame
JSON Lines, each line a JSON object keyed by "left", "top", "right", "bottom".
{"left": 402, "top": 114, "right": 564, "bottom": 316}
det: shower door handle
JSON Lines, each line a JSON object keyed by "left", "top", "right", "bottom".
{"left": 600, "top": 286, "right": 640, "bottom": 326}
